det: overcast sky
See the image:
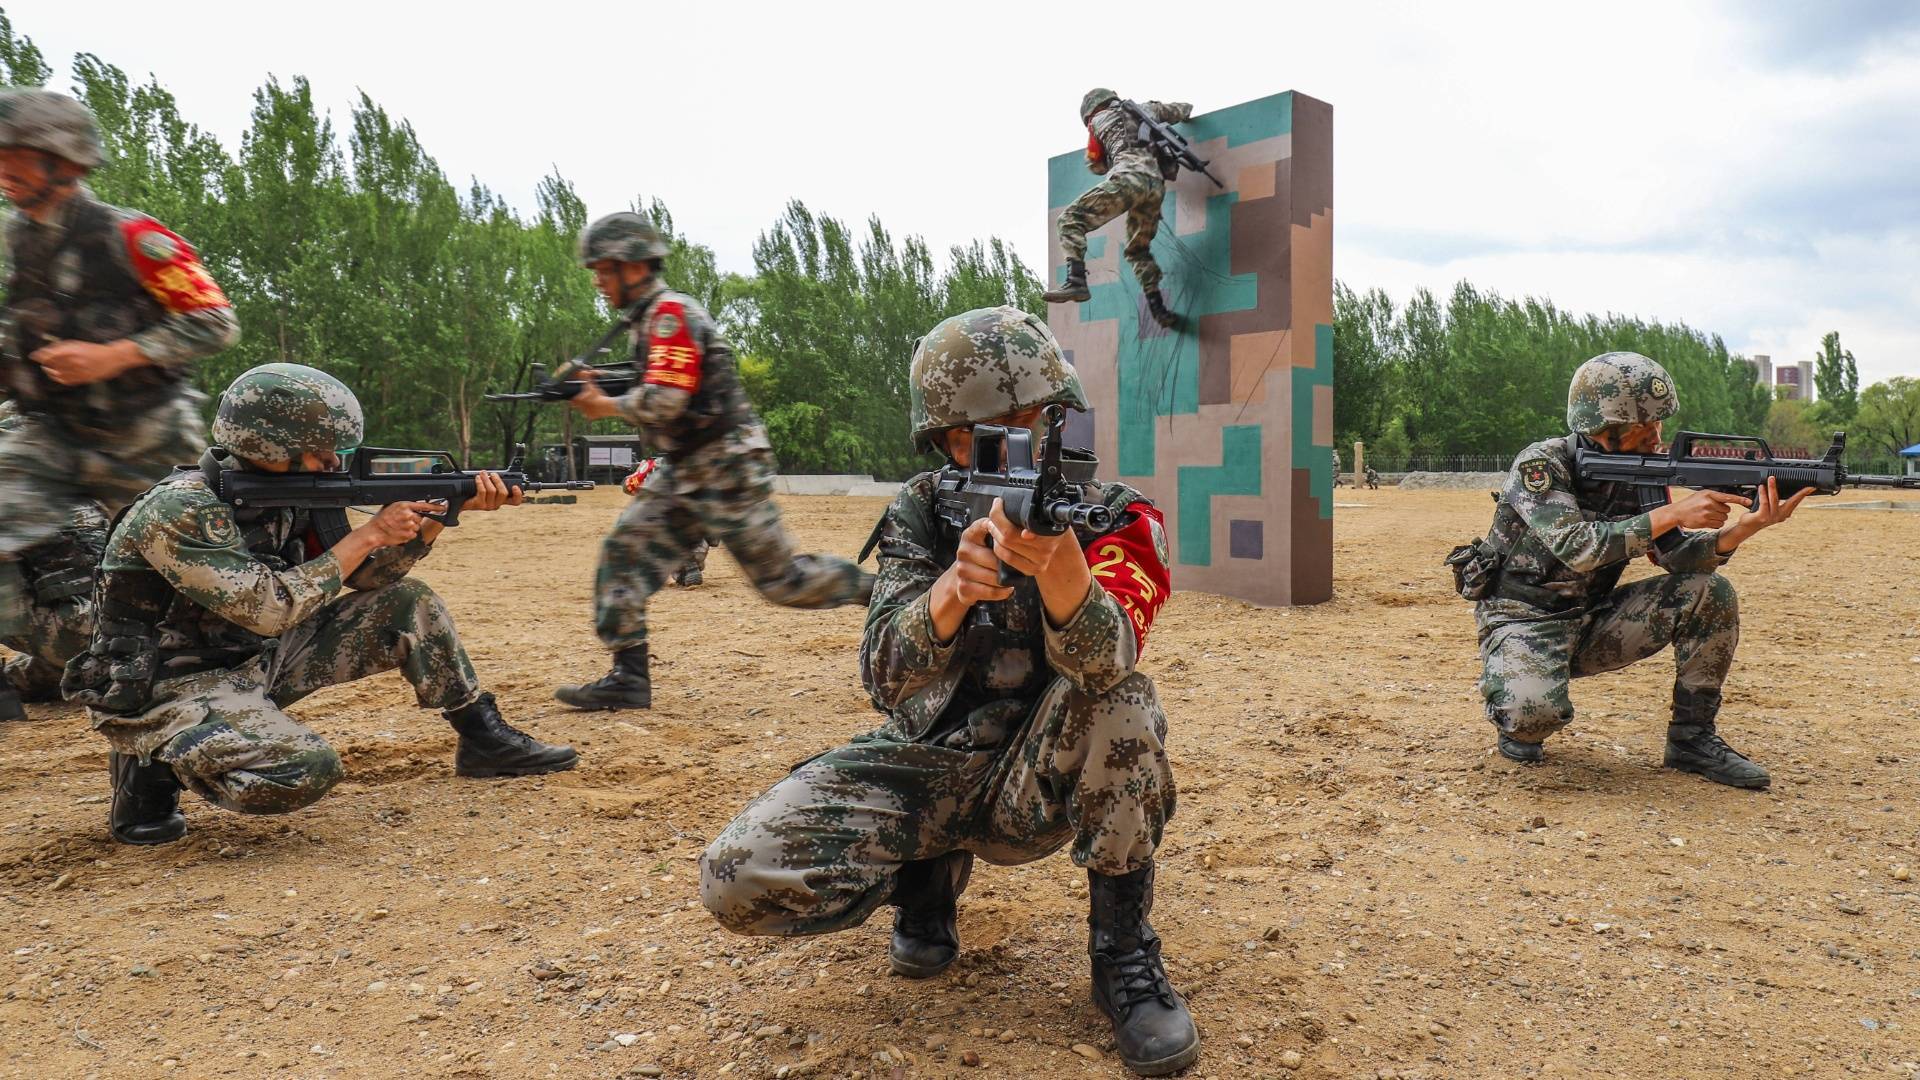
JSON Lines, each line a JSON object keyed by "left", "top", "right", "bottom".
{"left": 15, "top": 0, "right": 1918, "bottom": 386}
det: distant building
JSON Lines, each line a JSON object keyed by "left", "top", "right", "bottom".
{"left": 1775, "top": 359, "right": 1816, "bottom": 401}
{"left": 1743, "top": 353, "right": 1774, "bottom": 387}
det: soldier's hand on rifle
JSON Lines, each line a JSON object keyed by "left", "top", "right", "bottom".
{"left": 984, "top": 497, "right": 1095, "bottom": 629}
{"left": 467, "top": 470, "right": 523, "bottom": 512}
{"left": 567, "top": 368, "right": 624, "bottom": 422}
{"left": 31, "top": 338, "right": 147, "bottom": 385}
{"left": 930, "top": 517, "right": 1017, "bottom": 642}
{"left": 361, "top": 501, "right": 441, "bottom": 546}
{"left": 1652, "top": 489, "right": 1748, "bottom": 534}
{"left": 1715, "top": 476, "right": 1810, "bottom": 553}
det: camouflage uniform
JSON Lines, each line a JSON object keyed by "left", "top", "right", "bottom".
{"left": 0, "top": 91, "right": 236, "bottom": 661}
{"left": 0, "top": 502, "right": 105, "bottom": 703}
{"left": 67, "top": 466, "right": 477, "bottom": 813}
{"left": 631, "top": 456, "right": 709, "bottom": 585}
{"left": 701, "top": 472, "right": 1175, "bottom": 935}
{"left": 1055, "top": 92, "right": 1192, "bottom": 293}
{"left": 586, "top": 257, "right": 866, "bottom": 653}
{"left": 1472, "top": 353, "right": 1745, "bottom": 757}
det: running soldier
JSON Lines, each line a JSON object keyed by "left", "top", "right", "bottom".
{"left": 0, "top": 88, "right": 236, "bottom": 723}
{"left": 555, "top": 213, "right": 872, "bottom": 710}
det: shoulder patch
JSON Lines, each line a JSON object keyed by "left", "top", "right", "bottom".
{"left": 198, "top": 504, "right": 239, "bottom": 546}
{"left": 121, "top": 218, "right": 230, "bottom": 314}
{"left": 643, "top": 299, "right": 702, "bottom": 394}
{"left": 1520, "top": 459, "right": 1554, "bottom": 494}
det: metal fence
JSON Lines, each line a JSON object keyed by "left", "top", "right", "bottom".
{"left": 1348, "top": 447, "right": 1912, "bottom": 478}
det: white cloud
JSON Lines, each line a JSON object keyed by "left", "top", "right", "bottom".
{"left": 14, "top": 0, "right": 1917, "bottom": 383}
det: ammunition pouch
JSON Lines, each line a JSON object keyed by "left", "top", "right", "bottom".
{"left": 1443, "top": 538, "right": 1503, "bottom": 602}
{"left": 22, "top": 530, "right": 103, "bottom": 603}
{"left": 61, "top": 569, "right": 172, "bottom": 715}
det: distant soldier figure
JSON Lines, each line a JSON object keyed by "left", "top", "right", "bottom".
{"left": 623, "top": 456, "right": 709, "bottom": 587}
{"left": 1364, "top": 464, "right": 1380, "bottom": 490}
{"left": 1042, "top": 89, "right": 1192, "bottom": 329}
{"left": 0, "top": 88, "right": 237, "bottom": 724}
{"left": 1332, "top": 445, "right": 1345, "bottom": 487}
{"left": 62, "top": 364, "right": 577, "bottom": 845}
{"left": 556, "top": 213, "right": 873, "bottom": 710}
{"left": 702, "top": 308, "right": 1199, "bottom": 1077}
{"left": 1464, "top": 352, "right": 1806, "bottom": 785}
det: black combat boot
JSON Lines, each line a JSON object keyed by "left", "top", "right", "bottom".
{"left": 889, "top": 851, "right": 972, "bottom": 978}
{"left": 1664, "top": 689, "right": 1768, "bottom": 789}
{"left": 447, "top": 692, "right": 580, "bottom": 778}
{"left": 554, "top": 646, "right": 652, "bottom": 710}
{"left": 109, "top": 751, "right": 187, "bottom": 845}
{"left": 1497, "top": 731, "right": 1545, "bottom": 763}
{"left": 676, "top": 567, "right": 703, "bottom": 587}
{"left": 1143, "top": 289, "right": 1179, "bottom": 329}
{"left": 0, "top": 685, "right": 22, "bottom": 723}
{"left": 1042, "top": 258, "right": 1091, "bottom": 303}
{"left": 1088, "top": 863, "right": 1201, "bottom": 1076}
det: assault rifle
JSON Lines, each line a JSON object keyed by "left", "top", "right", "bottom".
{"left": 932, "top": 404, "right": 1114, "bottom": 587}
{"left": 205, "top": 444, "right": 594, "bottom": 548}
{"left": 1574, "top": 430, "right": 1920, "bottom": 555}
{"left": 484, "top": 302, "right": 645, "bottom": 403}
{"left": 1117, "top": 98, "right": 1223, "bottom": 189}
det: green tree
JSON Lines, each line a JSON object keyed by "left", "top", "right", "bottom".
{"left": 0, "top": 9, "right": 50, "bottom": 85}
{"left": 1811, "top": 330, "right": 1859, "bottom": 427}
{"left": 1852, "top": 378, "right": 1920, "bottom": 462}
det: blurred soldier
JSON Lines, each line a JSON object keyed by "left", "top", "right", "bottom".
{"left": 63, "top": 364, "right": 577, "bottom": 845}
{"left": 1364, "top": 464, "right": 1380, "bottom": 490}
{"left": 623, "top": 456, "right": 709, "bottom": 586}
{"left": 0, "top": 88, "right": 236, "bottom": 723}
{"left": 701, "top": 307, "right": 1199, "bottom": 1077}
{"left": 1332, "top": 445, "right": 1345, "bottom": 487}
{"left": 1042, "top": 88, "right": 1192, "bottom": 329}
{"left": 1465, "top": 352, "right": 1805, "bottom": 786}
{"left": 556, "top": 213, "right": 873, "bottom": 710}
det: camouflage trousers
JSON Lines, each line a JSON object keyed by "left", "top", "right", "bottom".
{"left": 1479, "top": 571, "right": 1740, "bottom": 743}
{"left": 671, "top": 539, "right": 711, "bottom": 585}
{"left": 1055, "top": 166, "right": 1169, "bottom": 291}
{"left": 594, "top": 448, "right": 867, "bottom": 651}
{"left": 699, "top": 671, "right": 1175, "bottom": 936}
{"left": 0, "top": 590, "right": 90, "bottom": 701}
{"left": 0, "top": 396, "right": 206, "bottom": 560}
{"left": 103, "top": 578, "right": 482, "bottom": 815}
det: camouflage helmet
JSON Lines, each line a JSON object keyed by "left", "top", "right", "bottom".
{"left": 213, "top": 364, "right": 364, "bottom": 465}
{"left": 1080, "top": 87, "right": 1118, "bottom": 121}
{"left": 578, "top": 212, "right": 669, "bottom": 267}
{"left": 1566, "top": 351, "right": 1678, "bottom": 435}
{"left": 910, "top": 306, "right": 1087, "bottom": 454}
{"left": 0, "top": 87, "right": 104, "bottom": 169}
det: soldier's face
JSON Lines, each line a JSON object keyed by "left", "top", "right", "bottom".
{"left": 0, "top": 148, "right": 74, "bottom": 214}
{"left": 244, "top": 450, "right": 342, "bottom": 474}
{"left": 591, "top": 260, "right": 652, "bottom": 307}
{"left": 943, "top": 406, "right": 1046, "bottom": 468}
{"left": 1615, "top": 421, "right": 1663, "bottom": 454}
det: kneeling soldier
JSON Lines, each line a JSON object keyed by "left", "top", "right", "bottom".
{"left": 1470, "top": 351, "right": 1805, "bottom": 786}
{"left": 65, "top": 364, "right": 577, "bottom": 845}
{"left": 701, "top": 308, "right": 1198, "bottom": 1076}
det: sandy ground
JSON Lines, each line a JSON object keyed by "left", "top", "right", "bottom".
{"left": 2, "top": 486, "right": 1917, "bottom": 1080}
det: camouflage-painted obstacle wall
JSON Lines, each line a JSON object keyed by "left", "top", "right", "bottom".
{"left": 1046, "top": 91, "right": 1333, "bottom": 606}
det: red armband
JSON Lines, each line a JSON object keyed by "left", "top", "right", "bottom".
{"left": 1083, "top": 501, "right": 1171, "bottom": 653}
{"left": 121, "top": 219, "right": 229, "bottom": 314}
{"left": 642, "top": 300, "right": 702, "bottom": 394}
{"left": 1085, "top": 126, "right": 1105, "bottom": 166}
